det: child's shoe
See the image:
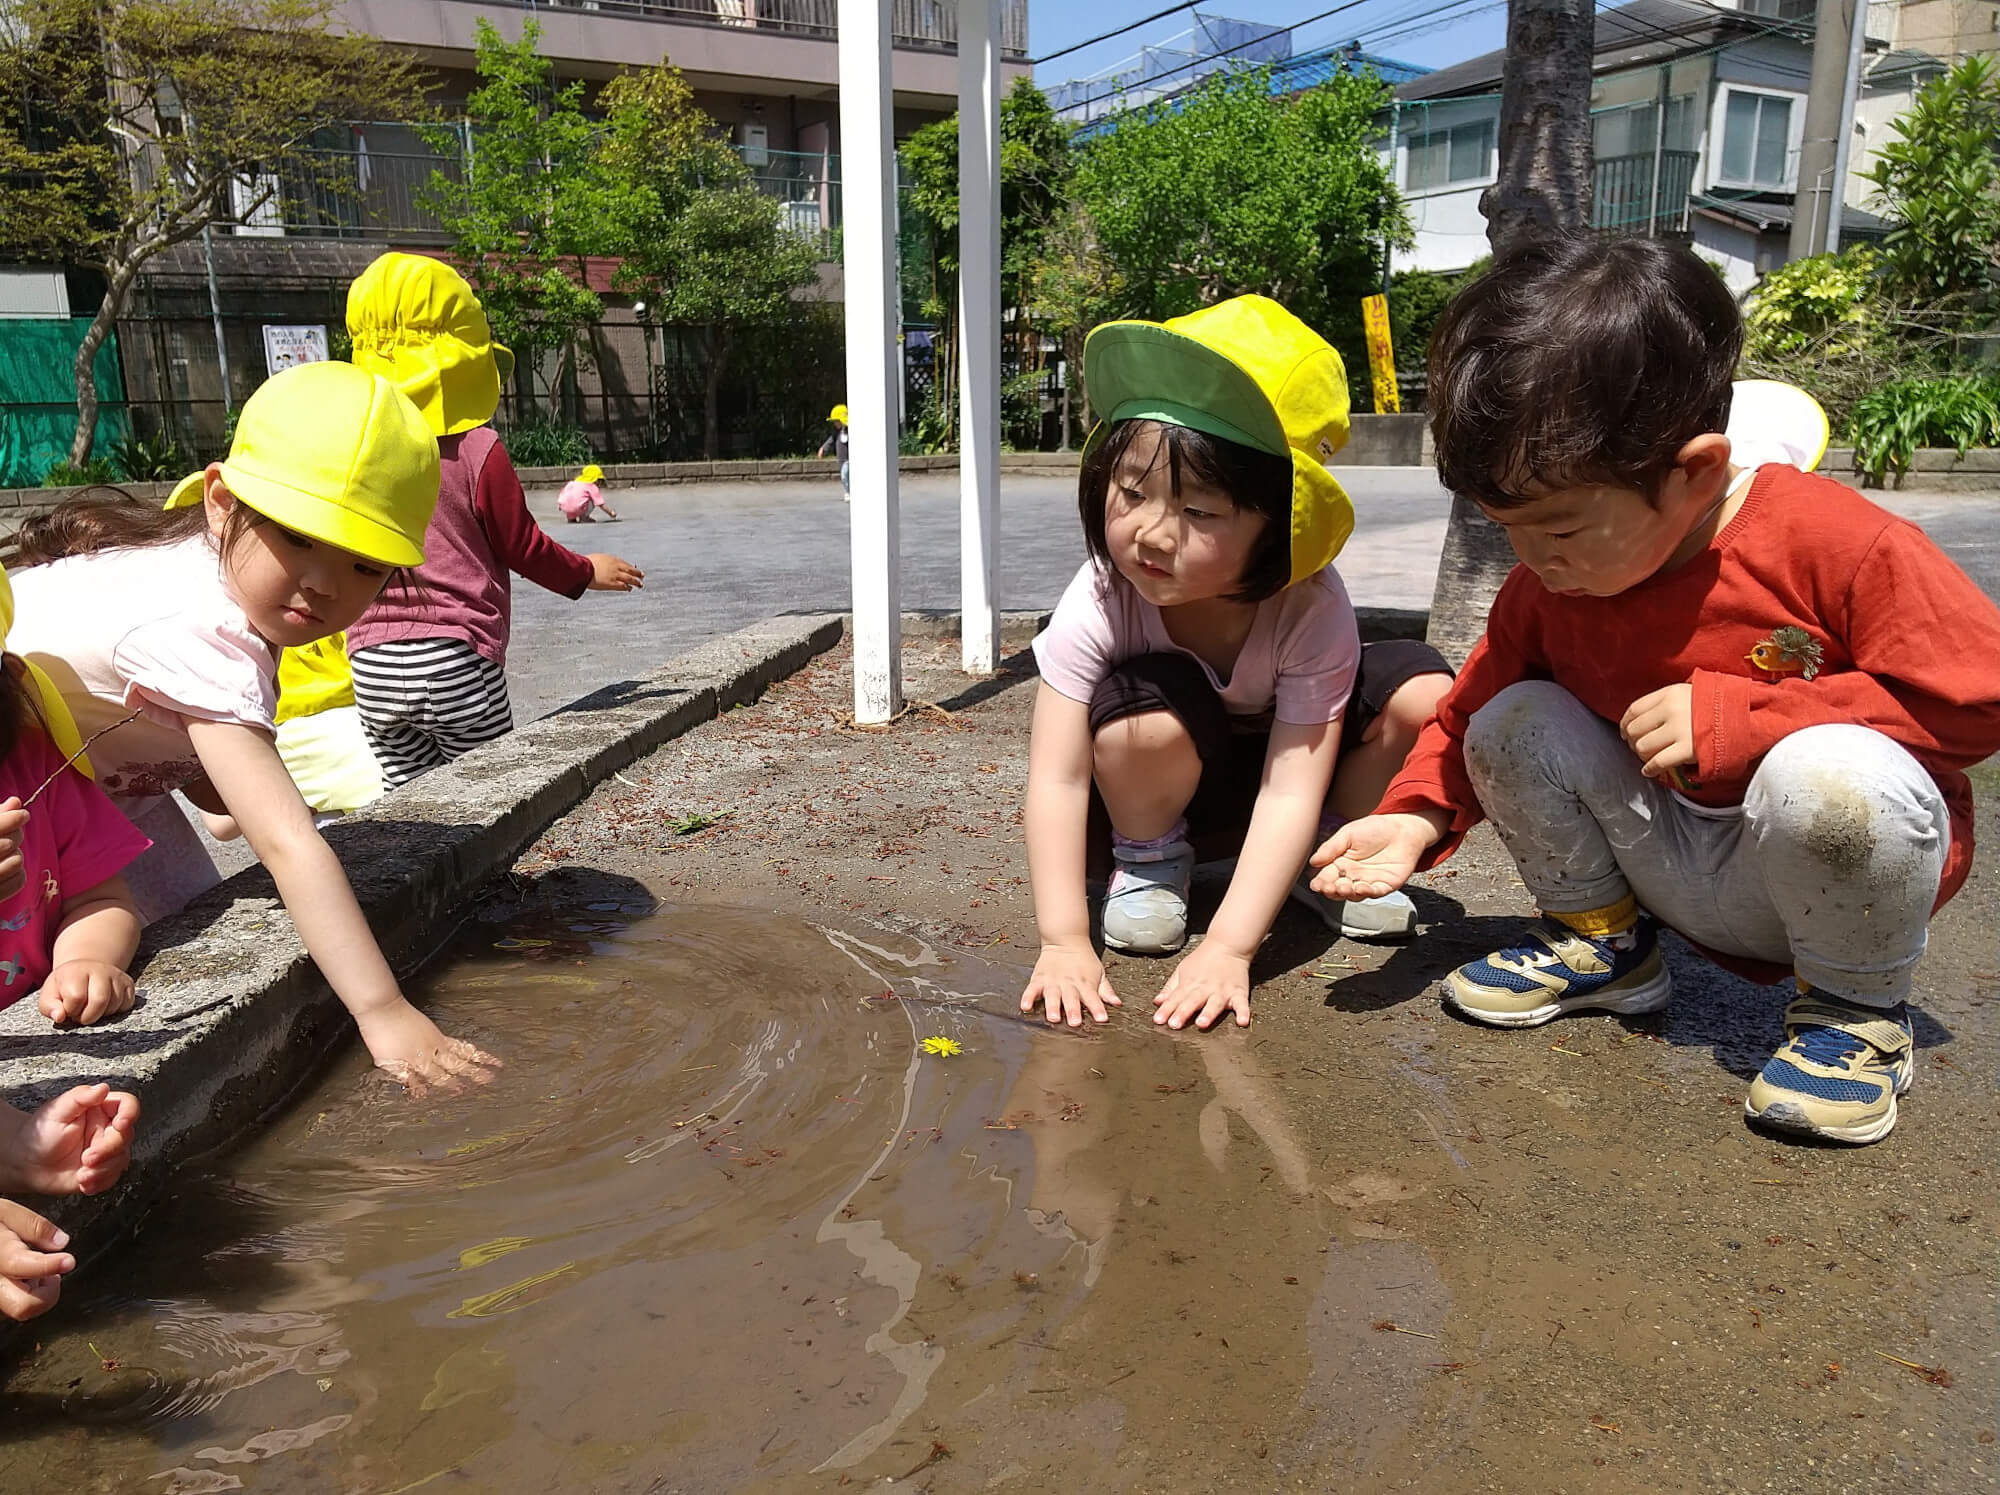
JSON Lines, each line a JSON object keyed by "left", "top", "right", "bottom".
{"left": 1744, "top": 992, "right": 1912, "bottom": 1145}
{"left": 1101, "top": 839, "right": 1195, "bottom": 954}
{"left": 1444, "top": 918, "right": 1671, "bottom": 1027}
{"left": 1289, "top": 873, "right": 1418, "bottom": 941}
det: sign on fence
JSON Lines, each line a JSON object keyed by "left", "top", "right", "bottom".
{"left": 1360, "top": 294, "right": 1399, "bottom": 415}
{"left": 262, "top": 324, "right": 330, "bottom": 377}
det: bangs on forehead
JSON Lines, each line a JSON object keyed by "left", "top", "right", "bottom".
{"left": 1112, "top": 422, "right": 1243, "bottom": 507}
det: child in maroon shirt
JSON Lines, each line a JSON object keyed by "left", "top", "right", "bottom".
{"left": 1310, "top": 237, "right": 2000, "bottom": 1146}
{"left": 344, "top": 252, "right": 645, "bottom": 788}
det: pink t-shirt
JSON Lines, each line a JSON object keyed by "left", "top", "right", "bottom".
{"left": 1033, "top": 561, "right": 1361, "bottom": 726}
{"left": 10, "top": 533, "right": 279, "bottom": 803}
{"left": 558, "top": 479, "right": 604, "bottom": 519}
{"left": 0, "top": 729, "right": 151, "bottom": 1003}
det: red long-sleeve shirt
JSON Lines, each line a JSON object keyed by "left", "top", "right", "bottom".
{"left": 350, "top": 427, "right": 593, "bottom": 667}
{"left": 1381, "top": 465, "right": 2000, "bottom": 912}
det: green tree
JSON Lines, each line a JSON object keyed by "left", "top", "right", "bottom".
{"left": 0, "top": 0, "right": 426, "bottom": 463}
{"left": 1071, "top": 69, "right": 1408, "bottom": 332}
{"left": 1868, "top": 55, "right": 2000, "bottom": 302}
{"left": 421, "top": 18, "right": 611, "bottom": 418}
{"left": 596, "top": 62, "right": 819, "bottom": 458}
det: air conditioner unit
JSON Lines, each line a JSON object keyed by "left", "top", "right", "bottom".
{"left": 737, "top": 122, "right": 770, "bottom": 167}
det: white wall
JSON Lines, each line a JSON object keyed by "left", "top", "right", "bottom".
{"left": 0, "top": 268, "right": 68, "bottom": 319}
{"left": 1385, "top": 95, "right": 1501, "bottom": 274}
{"left": 1691, "top": 215, "right": 1767, "bottom": 295}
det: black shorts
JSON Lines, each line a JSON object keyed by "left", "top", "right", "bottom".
{"left": 1085, "top": 640, "right": 1453, "bottom": 860}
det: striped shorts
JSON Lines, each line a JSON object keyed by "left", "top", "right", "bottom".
{"left": 350, "top": 638, "right": 514, "bottom": 790}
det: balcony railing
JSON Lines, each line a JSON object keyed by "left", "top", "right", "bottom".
{"left": 535, "top": 0, "right": 1028, "bottom": 57}
{"left": 1593, "top": 148, "right": 1700, "bottom": 236}
{"left": 244, "top": 130, "right": 845, "bottom": 253}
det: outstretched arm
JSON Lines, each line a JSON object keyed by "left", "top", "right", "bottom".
{"left": 187, "top": 718, "right": 501, "bottom": 1096}
{"left": 1020, "top": 684, "right": 1120, "bottom": 1027}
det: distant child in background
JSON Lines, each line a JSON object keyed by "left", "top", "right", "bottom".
{"left": 343, "top": 252, "right": 644, "bottom": 789}
{"left": 558, "top": 464, "right": 617, "bottom": 523}
{"left": 0, "top": 1081, "right": 140, "bottom": 1321}
{"left": 817, "top": 404, "right": 851, "bottom": 498}
{"left": 0, "top": 563, "right": 148, "bottom": 1026}
{"left": 10, "top": 360, "right": 501, "bottom": 1095}
{"left": 1312, "top": 237, "right": 2000, "bottom": 1145}
{"left": 1021, "top": 297, "right": 1453, "bottom": 1034}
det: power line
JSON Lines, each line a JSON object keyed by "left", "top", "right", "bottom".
{"left": 1030, "top": 2, "right": 1201, "bottom": 67}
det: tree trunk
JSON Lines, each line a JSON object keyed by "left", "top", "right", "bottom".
{"left": 1426, "top": 0, "right": 1595, "bottom": 669}
{"left": 69, "top": 259, "right": 142, "bottom": 468}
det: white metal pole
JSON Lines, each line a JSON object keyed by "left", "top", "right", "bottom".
{"left": 1825, "top": 0, "right": 1870, "bottom": 254}
{"left": 957, "top": 0, "right": 1002, "bottom": 676}
{"left": 839, "top": 0, "right": 904, "bottom": 722}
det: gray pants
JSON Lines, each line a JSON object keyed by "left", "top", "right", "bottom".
{"left": 1463, "top": 682, "right": 1949, "bottom": 1006}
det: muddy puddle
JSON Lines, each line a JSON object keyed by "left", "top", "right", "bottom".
{"left": 0, "top": 903, "right": 1435, "bottom": 1493}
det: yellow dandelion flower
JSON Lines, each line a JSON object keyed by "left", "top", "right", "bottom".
{"left": 920, "top": 1035, "right": 963, "bottom": 1057}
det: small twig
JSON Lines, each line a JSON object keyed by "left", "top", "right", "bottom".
{"left": 23, "top": 708, "right": 143, "bottom": 806}
{"left": 1371, "top": 1320, "right": 1437, "bottom": 1339}
{"left": 1872, "top": 1350, "right": 1953, "bottom": 1386}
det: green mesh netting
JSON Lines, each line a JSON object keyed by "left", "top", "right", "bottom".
{"left": 0, "top": 318, "right": 128, "bottom": 486}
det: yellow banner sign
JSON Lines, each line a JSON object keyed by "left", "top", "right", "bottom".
{"left": 1361, "top": 293, "right": 1399, "bottom": 414}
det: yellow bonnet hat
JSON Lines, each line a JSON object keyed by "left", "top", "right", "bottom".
{"left": 0, "top": 563, "right": 91, "bottom": 775}
{"left": 346, "top": 252, "right": 514, "bottom": 438}
{"left": 1082, "top": 296, "right": 1356, "bottom": 586}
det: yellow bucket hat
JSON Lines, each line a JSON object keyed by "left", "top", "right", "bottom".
{"left": 1726, "top": 379, "right": 1831, "bottom": 473}
{"left": 1082, "top": 295, "right": 1355, "bottom": 586}
{"left": 830, "top": 404, "right": 849, "bottom": 425}
{"left": 0, "top": 562, "right": 91, "bottom": 776}
{"left": 165, "top": 361, "right": 439, "bottom": 569}
{"left": 346, "top": 252, "right": 514, "bottom": 438}
{"left": 578, "top": 463, "right": 604, "bottom": 484}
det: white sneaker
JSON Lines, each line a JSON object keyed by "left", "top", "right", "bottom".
{"left": 1289, "top": 871, "right": 1418, "bottom": 941}
{"left": 1101, "top": 842, "right": 1195, "bottom": 954}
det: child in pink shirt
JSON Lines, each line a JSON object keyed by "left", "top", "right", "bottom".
{"left": 558, "top": 464, "right": 617, "bottom": 523}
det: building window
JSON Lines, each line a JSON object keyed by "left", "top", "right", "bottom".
{"left": 1404, "top": 118, "right": 1494, "bottom": 191}
{"left": 1739, "top": 0, "right": 1815, "bottom": 19}
{"left": 1719, "top": 89, "right": 1793, "bottom": 188}
{"left": 1593, "top": 95, "right": 1699, "bottom": 159}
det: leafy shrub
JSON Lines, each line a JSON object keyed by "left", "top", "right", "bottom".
{"left": 1743, "top": 248, "right": 1880, "bottom": 360}
{"left": 502, "top": 419, "right": 593, "bottom": 469}
{"left": 111, "top": 429, "right": 185, "bottom": 481}
{"left": 1848, "top": 374, "right": 2000, "bottom": 484}
{"left": 1867, "top": 55, "right": 2000, "bottom": 301}
{"left": 40, "top": 457, "right": 120, "bottom": 488}
{"left": 1388, "top": 259, "right": 1488, "bottom": 382}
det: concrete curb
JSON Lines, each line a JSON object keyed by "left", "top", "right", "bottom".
{"left": 0, "top": 612, "right": 844, "bottom": 1281}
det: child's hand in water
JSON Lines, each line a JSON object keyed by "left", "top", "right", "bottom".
{"left": 1308, "top": 813, "right": 1442, "bottom": 900}
{"left": 0, "top": 796, "right": 26, "bottom": 902}
{"left": 1021, "top": 944, "right": 1120, "bottom": 1027}
{"left": 0, "top": 1199, "right": 73, "bottom": 1321}
{"left": 39, "top": 962, "right": 137, "bottom": 1026}
{"left": 1153, "top": 942, "right": 1252, "bottom": 1031}
{"left": 356, "top": 1002, "right": 503, "bottom": 1098}
{"left": 0, "top": 1083, "right": 140, "bottom": 1196}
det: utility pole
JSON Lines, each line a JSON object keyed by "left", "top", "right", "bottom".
{"left": 1824, "top": 0, "right": 1870, "bottom": 252}
{"left": 1791, "top": 0, "right": 1865, "bottom": 260}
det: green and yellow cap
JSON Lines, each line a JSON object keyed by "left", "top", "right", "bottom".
{"left": 166, "top": 360, "right": 439, "bottom": 568}
{"left": 1083, "top": 295, "right": 1356, "bottom": 586}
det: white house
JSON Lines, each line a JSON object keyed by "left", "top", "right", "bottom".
{"left": 1382, "top": 0, "right": 1947, "bottom": 293}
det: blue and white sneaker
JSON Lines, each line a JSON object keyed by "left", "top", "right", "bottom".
{"left": 1444, "top": 918, "right": 1672, "bottom": 1028}
{"left": 1100, "top": 840, "right": 1195, "bottom": 954}
{"left": 1745, "top": 992, "right": 1913, "bottom": 1145}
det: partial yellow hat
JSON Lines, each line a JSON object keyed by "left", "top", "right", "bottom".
{"left": 0, "top": 562, "right": 91, "bottom": 776}
{"left": 830, "top": 404, "right": 849, "bottom": 425}
{"left": 166, "top": 361, "right": 439, "bottom": 569}
{"left": 1082, "top": 296, "right": 1355, "bottom": 586}
{"left": 1726, "top": 379, "right": 1830, "bottom": 473}
{"left": 276, "top": 633, "right": 355, "bottom": 725}
{"left": 578, "top": 463, "right": 604, "bottom": 484}
{"left": 347, "top": 252, "right": 514, "bottom": 437}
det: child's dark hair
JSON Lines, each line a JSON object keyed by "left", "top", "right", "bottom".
{"left": 1428, "top": 237, "right": 1743, "bottom": 510}
{"left": 11, "top": 485, "right": 262, "bottom": 568}
{"left": 0, "top": 657, "right": 40, "bottom": 771}
{"left": 1079, "top": 420, "right": 1294, "bottom": 603}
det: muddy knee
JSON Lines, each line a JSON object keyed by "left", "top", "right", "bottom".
{"left": 1463, "top": 680, "right": 1597, "bottom": 783}
{"left": 1746, "top": 726, "right": 1948, "bottom": 879}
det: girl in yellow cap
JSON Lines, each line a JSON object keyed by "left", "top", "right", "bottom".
{"left": 816, "top": 404, "right": 850, "bottom": 498}
{"left": 10, "top": 361, "right": 501, "bottom": 1096}
{"left": 344, "top": 253, "right": 643, "bottom": 789}
{"left": 558, "top": 463, "right": 617, "bottom": 524}
{"left": 1020, "top": 297, "right": 1455, "bottom": 1035}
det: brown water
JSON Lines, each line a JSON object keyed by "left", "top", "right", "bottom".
{"left": 0, "top": 904, "right": 1419, "bottom": 1493}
